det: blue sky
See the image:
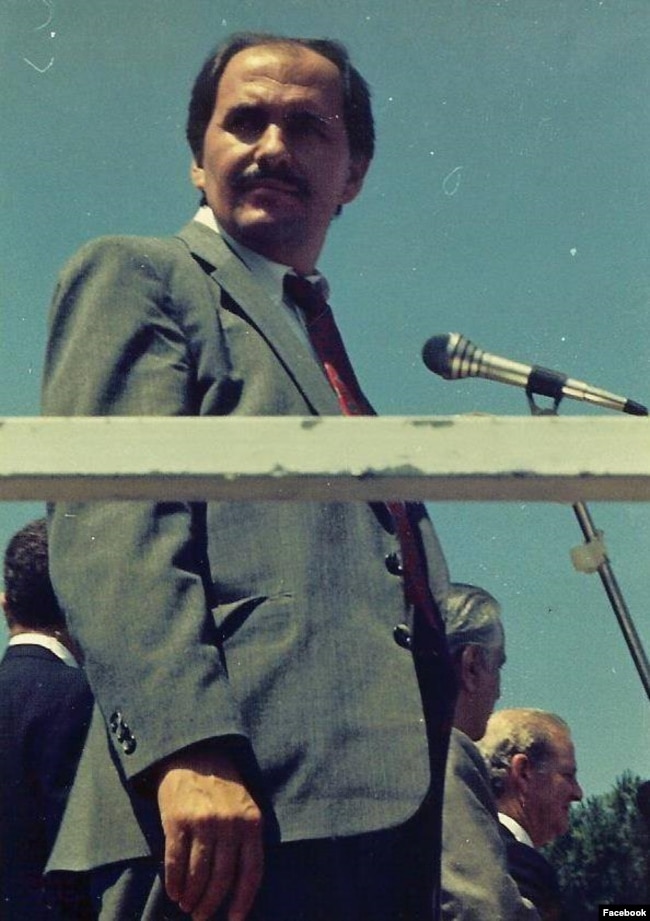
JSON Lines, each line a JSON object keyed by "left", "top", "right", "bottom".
{"left": 2, "top": 0, "right": 649, "bottom": 798}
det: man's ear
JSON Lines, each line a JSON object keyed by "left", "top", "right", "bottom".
{"left": 1, "top": 593, "right": 16, "bottom": 630}
{"left": 190, "top": 159, "right": 206, "bottom": 191}
{"left": 510, "top": 752, "right": 532, "bottom": 791}
{"left": 340, "top": 156, "right": 370, "bottom": 205}
{"left": 459, "top": 645, "right": 483, "bottom": 694}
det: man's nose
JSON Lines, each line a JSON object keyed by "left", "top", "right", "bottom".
{"left": 572, "top": 779, "right": 584, "bottom": 801}
{"left": 255, "top": 123, "right": 290, "bottom": 161}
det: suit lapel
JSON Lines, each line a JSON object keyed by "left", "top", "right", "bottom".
{"left": 176, "top": 221, "right": 342, "bottom": 415}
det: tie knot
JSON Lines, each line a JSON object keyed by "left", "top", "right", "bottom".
{"left": 284, "top": 273, "right": 328, "bottom": 317}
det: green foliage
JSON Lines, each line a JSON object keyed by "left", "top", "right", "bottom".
{"left": 544, "top": 772, "right": 650, "bottom": 920}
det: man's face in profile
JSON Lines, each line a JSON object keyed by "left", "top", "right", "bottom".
{"left": 526, "top": 730, "right": 583, "bottom": 845}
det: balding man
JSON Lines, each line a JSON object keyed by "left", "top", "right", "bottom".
{"left": 43, "top": 31, "right": 454, "bottom": 921}
{"left": 479, "top": 708, "right": 583, "bottom": 920}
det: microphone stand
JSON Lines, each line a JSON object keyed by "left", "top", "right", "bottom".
{"left": 526, "top": 390, "right": 650, "bottom": 702}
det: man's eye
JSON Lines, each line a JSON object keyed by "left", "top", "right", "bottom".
{"left": 224, "top": 110, "right": 267, "bottom": 140}
{"left": 284, "top": 113, "right": 329, "bottom": 139}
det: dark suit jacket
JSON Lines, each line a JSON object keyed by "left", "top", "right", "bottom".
{"left": 500, "top": 825, "right": 564, "bottom": 921}
{"left": 0, "top": 643, "right": 93, "bottom": 918}
{"left": 441, "top": 730, "right": 540, "bottom": 920}
{"left": 42, "top": 221, "right": 452, "bottom": 870}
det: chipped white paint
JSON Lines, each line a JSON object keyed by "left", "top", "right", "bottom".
{"left": 1, "top": 415, "right": 649, "bottom": 502}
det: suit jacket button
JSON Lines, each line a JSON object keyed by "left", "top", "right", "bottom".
{"left": 385, "top": 552, "right": 403, "bottom": 576}
{"left": 393, "top": 623, "right": 412, "bottom": 649}
{"left": 122, "top": 737, "right": 137, "bottom": 755}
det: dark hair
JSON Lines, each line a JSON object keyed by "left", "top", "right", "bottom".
{"left": 187, "top": 32, "right": 375, "bottom": 165}
{"left": 3, "top": 518, "right": 64, "bottom": 629}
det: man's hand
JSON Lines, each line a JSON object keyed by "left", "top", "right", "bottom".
{"left": 157, "top": 745, "right": 264, "bottom": 921}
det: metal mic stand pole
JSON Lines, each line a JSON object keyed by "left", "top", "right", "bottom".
{"left": 526, "top": 392, "right": 650, "bottom": 702}
{"left": 571, "top": 500, "right": 650, "bottom": 701}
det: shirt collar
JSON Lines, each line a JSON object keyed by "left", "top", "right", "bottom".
{"left": 192, "top": 206, "right": 329, "bottom": 303}
{"left": 8, "top": 632, "right": 79, "bottom": 668}
{"left": 498, "top": 812, "right": 535, "bottom": 848}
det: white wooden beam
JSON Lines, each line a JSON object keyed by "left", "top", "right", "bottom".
{"left": 1, "top": 415, "right": 649, "bottom": 502}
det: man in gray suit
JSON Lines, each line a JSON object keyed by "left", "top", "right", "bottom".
{"left": 440, "top": 584, "right": 539, "bottom": 919}
{"left": 43, "top": 33, "right": 454, "bottom": 921}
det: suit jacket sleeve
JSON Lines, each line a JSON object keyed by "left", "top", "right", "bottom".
{"left": 42, "top": 234, "right": 249, "bottom": 781}
{"left": 441, "top": 730, "right": 540, "bottom": 920}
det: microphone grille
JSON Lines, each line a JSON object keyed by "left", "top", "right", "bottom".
{"left": 422, "top": 333, "right": 484, "bottom": 380}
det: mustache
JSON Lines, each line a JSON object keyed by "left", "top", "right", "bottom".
{"left": 232, "top": 164, "right": 310, "bottom": 198}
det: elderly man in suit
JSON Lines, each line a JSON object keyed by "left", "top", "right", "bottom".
{"left": 440, "top": 583, "right": 539, "bottom": 920}
{"left": 479, "top": 709, "right": 583, "bottom": 921}
{"left": 43, "top": 32, "right": 455, "bottom": 921}
{"left": 0, "top": 518, "right": 94, "bottom": 919}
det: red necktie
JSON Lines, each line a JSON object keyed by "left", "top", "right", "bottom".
{"left": 284, "top": 273, "right": 444, "bottom": 641}
{"left": 283, "top": 274, "right": 372, "bottom": 416}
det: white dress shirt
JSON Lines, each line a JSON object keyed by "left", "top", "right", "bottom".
{"left": 8, "top": 632, "right": 78, "bottom": 668}
{"left": 499, "top": 812, "right": 535, "bottom": 848}
{"left": 192, "top": 206, "right": 328, "bottom": 351}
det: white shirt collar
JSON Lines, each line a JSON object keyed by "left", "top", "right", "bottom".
{"left": 498, "top": 812, "right": 535, "bottom": 848}
{"left": 8, "top": 632, "right": 79, "bottom": 668}
{"left": 192, "top": 206, "right": 329, "bottom": 303}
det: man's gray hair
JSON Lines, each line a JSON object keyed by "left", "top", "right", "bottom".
{"left": 442, "top": 582, "right": 503, "bottom": 658}
{"left": 478, "top": 708, "right": 571, "bottom": 798}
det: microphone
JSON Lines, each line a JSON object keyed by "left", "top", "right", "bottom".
{"left": 422, "top": 332, "right": 648, "bottom": 416}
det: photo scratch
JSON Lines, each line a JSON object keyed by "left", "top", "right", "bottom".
{"left": 23, "top": 56, "right": 54, "bottom": 73}
{"left": 34, "top": 0, "right": 55, "bottom": 31}
{"left": 442, "top": 165, "right": 463, "bottom": 197}
{"left": 22, "top": 0, "right": 55, "bottom": 72}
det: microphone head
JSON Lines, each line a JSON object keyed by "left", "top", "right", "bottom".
{"left": 422, "top": 334, "right": 456, "bottom": 378}
{"left": 422, "top": 332, "right": 481, "bottom": 380}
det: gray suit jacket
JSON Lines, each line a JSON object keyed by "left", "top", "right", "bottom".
{"left": 441, "top": 730, "right": 540, "bottom": 920}
{"left": 42, "top": 221, "right": 451, "bottom": 870}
